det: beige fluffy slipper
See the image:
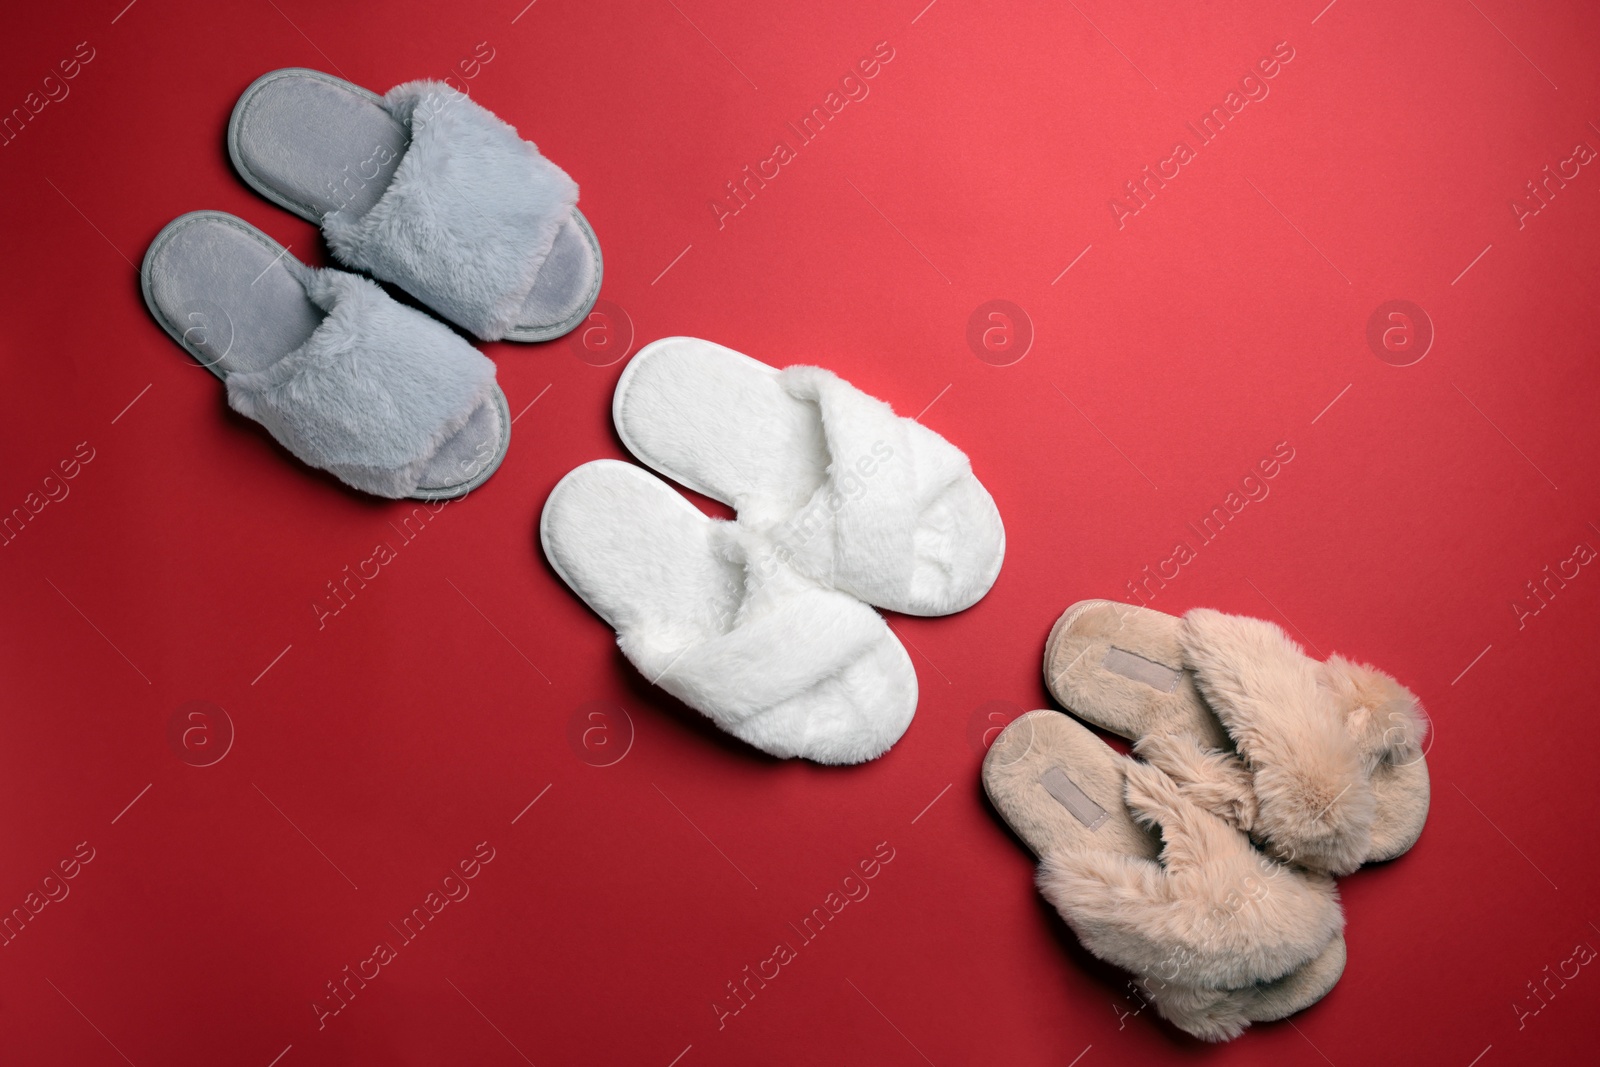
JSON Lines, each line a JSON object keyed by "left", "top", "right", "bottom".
{"left": 1044, "top": 601, "right": 1430, "bottom": 875}
{"left": 982, "top": 710, "right": 1346, "bottom": 1042}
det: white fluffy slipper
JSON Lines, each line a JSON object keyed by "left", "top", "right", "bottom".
{"left": 141, "top": 211, "right": 509, "bottom": 500}
{"left": 228, "top": 68, "right": 601, "bottom": 342}
{"left": 540, "top": 460, "right": 918, "bottom": 764}
{"left": 982, "top": 710, "right": 1346, "bottom": 1042}
{"left": 1045, "top": 601, "right": 1430, "bottom": 875}
{"left": 612, "top": 338, "right": 1005, "bottom": 616}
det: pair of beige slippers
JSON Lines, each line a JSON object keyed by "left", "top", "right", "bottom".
{"left": 983, "top": 600, "right": 1430, "bottom": 1041}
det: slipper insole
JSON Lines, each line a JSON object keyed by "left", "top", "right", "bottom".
{"left": 1046, "top": 600, "right": 1229, "bottom": 750}
{"left": 614, "top": 338, "right": 830, "bottom": 510}
{"left": 983, "top": 709, "right": 1158, "bottom": 862}
{"left": 540, "top": 460, "right": 744, "bottom": 639}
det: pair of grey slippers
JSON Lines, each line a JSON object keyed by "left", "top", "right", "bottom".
{"left": 142, "top": 69, "right": 603, "bottom": 500}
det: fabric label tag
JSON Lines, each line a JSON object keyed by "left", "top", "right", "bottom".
{"left": 1040, "top": 766, "right": 1110, "bottom": 830}
{"left": 1102, "top": 647, "right": 1182, "bottom": 693}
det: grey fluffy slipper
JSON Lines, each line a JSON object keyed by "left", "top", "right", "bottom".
{"left": 228, "top": 68, "right": 601, "bottom": 342}
{"left": 982, "top": 710, "right": 1346, "bottom": 1041}
{"left": 1044, "top": 600, "right": 1430, "bottom": 875}
{"left": 142, "top": 211, "right": 509, "bottom": 500}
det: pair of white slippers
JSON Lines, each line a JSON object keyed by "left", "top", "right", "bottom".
{"left": 542, "top": 339, "right": 1006, "bottom": 764}
{"left": 984, "top": 601, "right": 1430, "bottom": 1040}
{"left": 142, "top": 69, "right": 602, "bottom": 500}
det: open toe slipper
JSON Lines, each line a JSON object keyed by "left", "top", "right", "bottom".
{"left": 1044, "top": 600, "right": 1430, "bottom": 874}
{"left": 142, "top": 211, "right": 509, "bottom": 500}
{"left": 540, "top": 460, "right": 917, "bottom": 764}
{"left": 612, "top": 337, "right": 1005, "bottom": 616}
{"left": 228, "top": 68, "right": 601, "bottom": 342}
{"left": 982, "top": 710, "right": 1345, "bottom": 1042}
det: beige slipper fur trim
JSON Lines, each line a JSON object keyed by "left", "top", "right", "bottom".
{"left": 1045, "top": 601, "right": 1430, "bottom": 874}
{"left": 982, "top": 711, "right": 1344, "bottom": 1041}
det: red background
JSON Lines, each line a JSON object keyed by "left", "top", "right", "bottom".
{"left": 2, "top": 1, "right": 1597, "bottom": 1064}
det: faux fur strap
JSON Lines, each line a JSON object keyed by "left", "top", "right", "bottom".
{"left": 767, "top": 366, "right": 974, "bottom": 603}
{"left": 617, "top": 526, "right": 887, "bottom": 725}
{"left": 1179, "top": 609, "right": 1377, "bottom": 874}
{"left": 629, "top": 590, "right": 886, "bottom": 721}
{"left": 323, "top": 81, "right": 578, "bottom": 341}
{"left": 226, "top": 268, "right": 496, "bottom": 498}
{"left": 1320, "top": 653, "right": 1430, "bottom": 768}
{"left": 1037, "top": 762, "right": 1342, "bottom": 993}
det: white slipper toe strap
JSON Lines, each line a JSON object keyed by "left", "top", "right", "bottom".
{"left": 322, "top": 80, "right": 578, "bottom": 341}
{"left": 772, "top": 366, "right": 973, "bottom": 604}
{"left": 225, "top": 268, "right": 496, "bottom": 498}
{"left": 619, "top": 585, "right": 885, "bottom": 728}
